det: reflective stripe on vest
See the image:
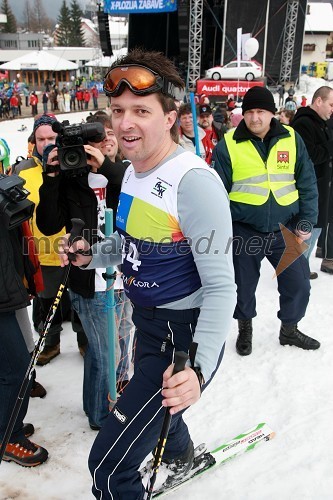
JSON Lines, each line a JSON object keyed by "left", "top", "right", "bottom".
{"left": 225, "top": 127, "right": 299, "bottom": 206}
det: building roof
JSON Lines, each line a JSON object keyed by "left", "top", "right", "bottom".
{"left": 305, "top": 2, "right": 333, "bottom": 32}
{"left": 0, "top": 50, "right": 79, "bottom": 71}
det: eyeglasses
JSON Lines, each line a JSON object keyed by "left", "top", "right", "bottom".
{"left": 103, "top": 64, "right": 177, "bottom": 99}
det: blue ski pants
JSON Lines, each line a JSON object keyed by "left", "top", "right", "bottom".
{"left": 88, "top": 304, "right": 224, "bottom": 499}
{"left": 232, "top": 222, "right": 311, "bottom": 324}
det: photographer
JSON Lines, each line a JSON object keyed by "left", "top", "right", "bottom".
{"left": 14, "top": 114, "right": 74, "bottom": 366}
{"left": 0, "top": 173, "right": 48, "bottom": 467}
{"left": 36, "top": 116, "right": 128, "bottom": 430}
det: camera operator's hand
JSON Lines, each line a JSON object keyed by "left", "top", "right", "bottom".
{"left": 43, "top": 144, "right": 60, "bottom": 176}
{"left": 59, "top": 234, "right": 92, "bottom": 267}
{"left": 84, "top": 144, "right": 105, "bottom": 171}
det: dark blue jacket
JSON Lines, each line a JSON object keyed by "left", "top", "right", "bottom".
{"left": 212, "top": 118, "right": 318, "bottom": 233}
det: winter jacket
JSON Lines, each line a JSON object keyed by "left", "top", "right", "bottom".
{"left": 13, "top": 155, "right": 66, "bottom": 266}
{"left": 36, "top": 157, "right": 128, "bottom": 298}
{"left": 212, "top": 118, "right": 318, "bottom": 233}
{"left": 0, "top": 218, "right": 30, "bottom": 313}
{"left": 178, "top": 126, "right": 207, "bottom": 161}
{"left": 292, "top": 106, "right": 333, "bottom": 227}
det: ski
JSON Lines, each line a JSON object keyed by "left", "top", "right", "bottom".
{"left": 150, "top": 422, "right": 275, "bottom": 497}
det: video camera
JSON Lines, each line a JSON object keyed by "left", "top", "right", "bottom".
{"left": 0, "top": 174, "right": 34, "bottom": 229}
{"left": 52, "top": 120, "right": 105, "bottom": 175}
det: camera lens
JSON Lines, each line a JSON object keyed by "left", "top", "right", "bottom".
{"left": 63, "top": 149, "right": 82, "bottom": 168}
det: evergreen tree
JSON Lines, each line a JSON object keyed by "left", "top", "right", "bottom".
{"left": 69, "top": 0, "right": 85, "bottom": 47}
{"left": 1, "top": 0, "right": 17, "bottom": 33}
{"left": 56, "top": 0, "right": 71, "bottom": 46}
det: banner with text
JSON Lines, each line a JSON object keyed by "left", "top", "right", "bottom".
{"left": 104, "top": 0, "right": 177, "bottom": 14}
{"left": 196, "top": 79, "right": 264, "bottom": 97}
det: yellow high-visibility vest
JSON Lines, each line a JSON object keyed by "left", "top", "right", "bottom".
{"left": 225, "top": 126, "right": 299, "bottom": 206}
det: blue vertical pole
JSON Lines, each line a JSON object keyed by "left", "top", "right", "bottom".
{"left": 189, "top": 92, "right": 201, "bottom": 157}
{"left": 105, "top": 208, "right": 117, "bottom": 405}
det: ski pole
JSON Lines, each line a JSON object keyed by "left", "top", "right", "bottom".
{"left": 0, "top": 218, "right": 85, "bottom": 464}
{"left": 144, "top": 351, "right": 189, "bottom": 499}
{"left": 104, "top": 208, "right": 117, "bottom": 405}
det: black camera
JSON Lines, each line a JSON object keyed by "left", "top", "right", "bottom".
{"left": 0, "top": 174, "right": 35, "bottom": 229}
{"left": 52, "top": 120, "right": 105, "bottom": 175}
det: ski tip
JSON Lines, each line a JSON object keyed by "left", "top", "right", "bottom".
{"left": 267, "top": 431, "right": 276, "bottom": 441}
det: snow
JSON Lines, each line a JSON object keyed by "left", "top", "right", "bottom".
{"left": 0, "top": 81, "right": 332, "bottom": 499}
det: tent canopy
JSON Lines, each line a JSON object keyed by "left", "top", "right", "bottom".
{"left": 86, "top": 48, "right": 128, "bottom": 68}
{"left": 0, "top": 50, "right": 78, "bottom": 71}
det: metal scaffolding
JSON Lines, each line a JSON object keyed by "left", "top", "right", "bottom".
{"left": 187, "top": 0, "right": 203, "bottom": 91}
{"left": 279, "top": 0, "right": 300, "bottom": 83}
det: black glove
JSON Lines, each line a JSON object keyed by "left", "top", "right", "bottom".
{"left": 42, "top": 144, "right": 60, "bottom": 174}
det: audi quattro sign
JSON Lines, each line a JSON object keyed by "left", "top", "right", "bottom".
{"left": 196, "top": 80, "right": 264, "bottom": 96}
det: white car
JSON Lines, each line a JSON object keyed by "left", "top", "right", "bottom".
{"left": 205, "top": 61, "right": 262, "bottom": 81}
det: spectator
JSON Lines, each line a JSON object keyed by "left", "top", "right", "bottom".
{"left": 22, "top": 86, "right": 29, "bottom": 107}
{"left": 292, "top": 86, "right": 333, "bottom": 275}
{"left": 197, "top": 104, "right": 224, "bottom": 164}
{"left": 278, "top": 109, "right": 295, "bottom": 125}
{"left": 36, "top": 111, "right": 128, "bottom": 430}
{"left": 178, "top": 103, "right": 207, "bottom": 161}
{"left": 57, "top": 92, "right": 65, "bottom": 113}
{"left": 278, "top": 84, "right": 285, "bottom": 107}
{"left": 29, "top": 92, "right": 38, "bottom": 116}
{"left": 84, "top": 89, "right": 91, "bottom": 110}
{"left": 91, "top": 85, "right": 99, "bottom": 110}
{"left": 64, "top": 90, "right": 70, "bottom": 113}
{"left": 17, "top": 93, "right": 22, "bottom": 116}
{"left": 13, "top": 114, "right": 73, "bottom": 365}
{"left": 76, "top": 88, "right": 83, "bottom": 110}
{"left": 42, "top": 91, "right": 48, "bottom": 114}
{"left": 9, "top": 93, "right": 19, "bottom": 119}
{"left": 212, "top": 85, "right": 320, "bottom": 356}
{"left": 0, "top": 172, "right": 48, "bottom": 467}
{"left": 285, "top": 94, "right": 297, "bottom": 111}
{"left": 69, "top": 87, "right": 76, "bottom": 111}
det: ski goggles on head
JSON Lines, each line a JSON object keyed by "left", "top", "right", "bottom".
{"left": 103, "top": 64, "right": 177, "bottom": 99}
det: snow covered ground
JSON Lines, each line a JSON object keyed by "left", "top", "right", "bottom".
{"left": 0, "top": 79, "right": 332, "bottom": 499}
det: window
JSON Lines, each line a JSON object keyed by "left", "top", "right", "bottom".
{"left": 304, "top": 43, "right": 315, "bottom": 52}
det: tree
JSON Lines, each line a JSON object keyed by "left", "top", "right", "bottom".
{"left": 23, "top": 0, "right": 36, "bottom": 32}
{"left": 23, "top": 0, "right": 53, "bottom": 34}
{"left": 1, "top": 0, "right": 17, "bottom": 33}
{"left": 69, "top": 0, "right": 85, "bottom": 47}
{"left": 33, "top": 0, "right": 53, "bottom": 33}
{"left": 56, "top": 0, "right": 71, "bottom": 46}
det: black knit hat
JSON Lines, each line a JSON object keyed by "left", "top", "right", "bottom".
{"left": 31, "top": 113, "right": 58, "bottom": 144}
{"left": 33, "top": 113, "right": 57, "bottom": 132}
{"left": 242, "top": 86, "right": 277, "bottom": 115}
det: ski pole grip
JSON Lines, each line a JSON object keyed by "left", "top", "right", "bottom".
{"left": 68, "top": 218, "right": 85, "bottom": 262}
{"left": 172, "top": 351, "right": 189, "bottom": 375}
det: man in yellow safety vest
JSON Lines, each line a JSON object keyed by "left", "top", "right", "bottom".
{"left": 212, "top": 86, "right": 320, "bottom": 355}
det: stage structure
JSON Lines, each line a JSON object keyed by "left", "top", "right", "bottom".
{"left": 103, "top": 0, "right": 307, "bottom": 87}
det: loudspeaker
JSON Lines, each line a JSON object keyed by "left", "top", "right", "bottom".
{"left": 98, "top": 11, "right": 113, "bottom": 57}
{"left": 128, "top": 12, "right": 179, "bottom": 57}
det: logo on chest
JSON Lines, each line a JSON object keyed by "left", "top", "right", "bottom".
{"left": 151, "top": 177, "right": 172, "bottom": 198}
{"left": 277, "top": 151, "right": 290, "bottom": 169}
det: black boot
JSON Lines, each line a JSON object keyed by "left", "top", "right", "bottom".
{"left": 162, "top": 439, "right": 194, "bottom": 479}
{"left": 279, "top": 324, "right": 320, "bottom": 350}
{"left": 236, "top": 319, "right": 253, "bottom": 356}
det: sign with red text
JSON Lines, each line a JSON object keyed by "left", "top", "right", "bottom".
{"left": 196, "top": 79, "right": 264, "bottom": 96}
